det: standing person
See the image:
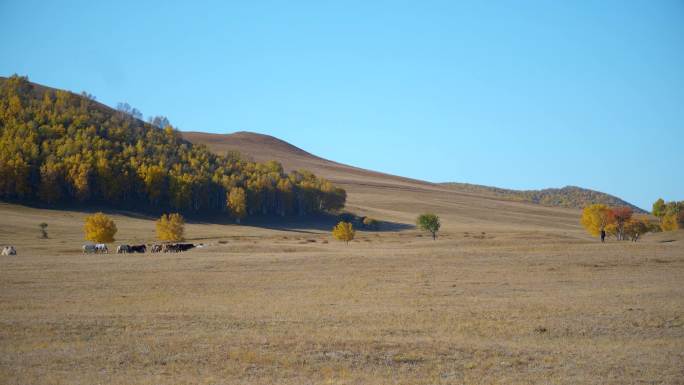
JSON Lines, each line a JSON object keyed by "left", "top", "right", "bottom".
{"left": 600, "top": 229, "right": 606, "bottom": 243}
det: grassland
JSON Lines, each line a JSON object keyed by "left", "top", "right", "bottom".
{"left": 1, "top": 202, "right": 682, "bottom": 384}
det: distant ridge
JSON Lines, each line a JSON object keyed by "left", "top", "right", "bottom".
{"left": 441, "top": 183, "right": 646, "bottom": 213}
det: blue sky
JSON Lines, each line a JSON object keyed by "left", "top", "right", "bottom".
{"left": 1, "top": 1, "right": 682, "bottom": 209}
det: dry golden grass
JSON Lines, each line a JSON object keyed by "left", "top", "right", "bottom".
{"left": 0, "top": 202, "right": 682, "bottom": 384}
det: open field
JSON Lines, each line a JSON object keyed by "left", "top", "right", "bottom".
{"left": 1, "top": 203, "right": 683, "bottom": 384}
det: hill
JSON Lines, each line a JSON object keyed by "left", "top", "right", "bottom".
{"left": 440, "top": 183, "right": 645, "bottom": 213}
{"left": 0, "top": 75, "right": 345, "bottom": 218}
{"left": 182, "top": 131, "right": 644, "bottom": 231}
{"left": 181, "top": 131, "right": 431, "bottom": 189}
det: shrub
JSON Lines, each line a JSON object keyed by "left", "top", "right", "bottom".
{"left": 39, "top": 222, "right": 48, "bottom": 239}
{"left": 332, "top": 221, "right": 355, "bottom": 244}
{"left": 83, "top": 213, "right": 117, "bottom": 243}
{"left": 624, "top": 216, "right": 653, "bottom": 242}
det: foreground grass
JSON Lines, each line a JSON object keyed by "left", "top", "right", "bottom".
{"left": 1, "top": 230, "right": 683, "bottom": 384}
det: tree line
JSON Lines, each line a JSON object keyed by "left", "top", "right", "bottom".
{"left": 581, "top": 204, "right": 654, "bottom": 241}
{"left": 651, "top": 199, "right": 684, "bottom": 231}
{"left": 581, "top": 198, "right": 683, "bottom": 242}
{"left": 0, "top": 75, "right": 346, "bottom": 218}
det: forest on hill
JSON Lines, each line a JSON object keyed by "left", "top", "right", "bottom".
{"left": 0, "top": 75, "right": 346, "bottom": 218}
{"left": 442, "top": 183, "right": 645, "bottom": 213}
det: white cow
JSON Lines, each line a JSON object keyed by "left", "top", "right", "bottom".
{"left": 116, "top": 244, "right": 130, "bottom": 254}
{"left": 1, "top": 246, "right": 17, "bottom": 256}
{"left": 83, "top": 244, "right": 108, "bottom": 254}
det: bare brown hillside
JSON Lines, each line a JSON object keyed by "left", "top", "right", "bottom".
{"left": 182, "top": 131, "right": 430, "bottom": 189}
{"left": 182, "top": 131, "right": 586, "bottom": 235}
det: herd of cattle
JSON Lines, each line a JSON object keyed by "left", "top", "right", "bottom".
{"left": 82, "top": 243, "right": 197, "bottom": 254}
{"left": 0, "top": 243, "right": 199, "bottom": 256}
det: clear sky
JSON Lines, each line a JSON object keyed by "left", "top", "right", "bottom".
{"left": 1, "top": 1, "right": 682, "bottom": 209}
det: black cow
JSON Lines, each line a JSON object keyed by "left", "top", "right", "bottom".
{"left": 162, "top": 243, "right": 177, "bottom": 253}
{"left": 176, "top": 243, "right": 195, "bottom": 252}
{"left": 129, "top": 244, "right": 147, "bottom": 253}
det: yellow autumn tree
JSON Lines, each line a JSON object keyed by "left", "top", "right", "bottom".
{"left": 661, "top": 214, "right": 679, "bottom": 231}
{"left": 227, "top": 187, "right": 247, "bottom": 223}
{"left": 156, "top": 213, "right": 185, "bottom": 241}
{"left": 83, "top": 212, "right": 117, "bottom": 243}
{"left": 580, "top": 204, "right": 612, "bottom": 237}
{"left": 332, "top": 221, "right": 355, "bottom": 244}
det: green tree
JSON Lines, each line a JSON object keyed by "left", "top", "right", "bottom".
{"left": 652, "top": 198, "right": 666, "bottom": 218}
{"left": 417, "top": 213, "right": 441, "bottom": 240}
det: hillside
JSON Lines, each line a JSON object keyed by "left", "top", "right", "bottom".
{"left": 0, "top": 75, "right": 345, "bottom": 218}
{"left": 181, "top": 131, "right": 431, "bottom": 189}
{"left": 183, "top": 131, "right": 643, "bottom": 232}
{"left": 441, "top": 182, "right": 645, "bottom": 213}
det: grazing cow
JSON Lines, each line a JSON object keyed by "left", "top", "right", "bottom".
{"left": 129, "top": 244, "right": 146, "bottom": 253}
{"left": 117, "top": 244, "right": 131, "bottom": 254}
{"left": 151, "top": 244, "right": 163, "bottom": 253}
{"left": 1, "top": 246, "right": 17, "bottom": 256}
{"left": 177, "top": 243, "right": 195, "bottom": 252}
{"left": 161, "top": 243, "right": 176, "bottom": 253}
{"left": 95, "top": 244, "right": 108, "bottom": 254}
{"left": 83, "top": 244, "right": 97, "bottom": 254}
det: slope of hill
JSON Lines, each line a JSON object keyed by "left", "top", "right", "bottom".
{"left": 440, "top": 183, "right": 646, "bottom": 213}
{"left": 181, "top": 131, "right": 431, "bottom": 189}
{"left": 0, "top": 75, "right": 345, "bottom": 218}
{"left": 182, "top": 131, "right": 642, "bottom": 235}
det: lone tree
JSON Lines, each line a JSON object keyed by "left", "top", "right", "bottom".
{"left": 83, "top": 213, "right": 117, "bottom": 243}
{"left": 332, "top": 221, "right": 355, "bottom": 244}
{"left": 580, "top": 204, "right": 611, "bottom": 239}
{"left": 156, "top": 213, "right": 185, "bottom": 242}
{"left": 39, "top": 222, "right": 48, "bottom": 239}
{"left": 417, "top": 213, "right": 441, "bottom": 240}
{"left": 227, "top": 187, "right": 247, "bottom": 224}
